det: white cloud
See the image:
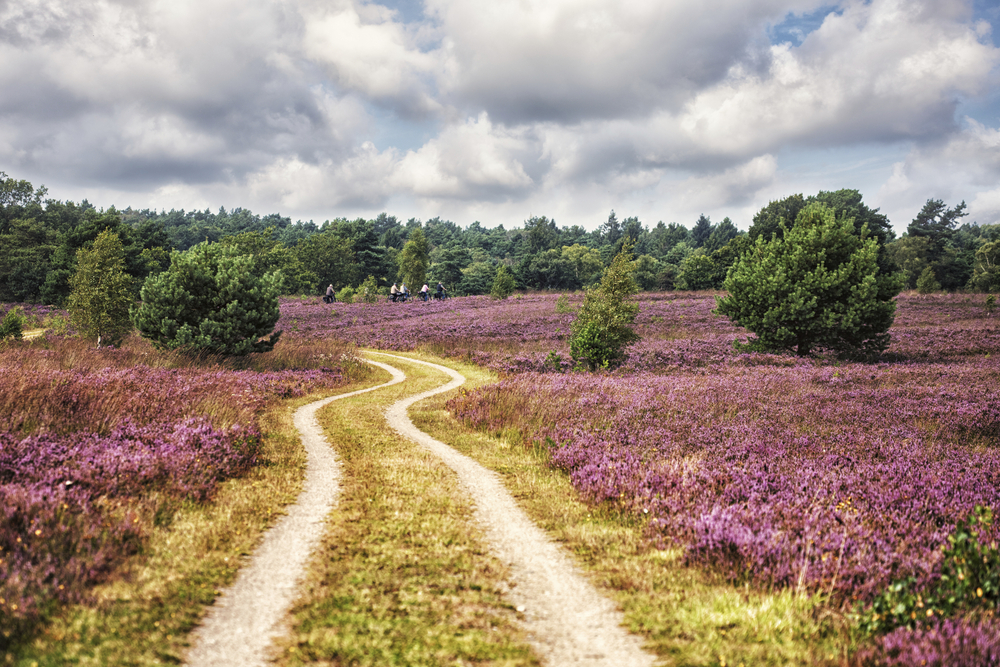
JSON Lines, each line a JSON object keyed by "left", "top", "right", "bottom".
{"left": 391, "top": 113, "right": 537, "bottom": 200}
{"left": 302, "top": 0, "right": 443, "bottom": 117}
{"left": 877, "top": 117, "right": 1000, "bottom": 226}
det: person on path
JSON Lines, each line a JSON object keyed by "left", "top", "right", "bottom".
{"left": 401, "top": 283, "right": 410, "bottom": 301}
{"left": 435, "top": 282, "right": 445, "bottom": 300}
{"left": 390, "top": 283, "right": 399, "bottom": 302}
{"left": 324, "top": 284, "right": 335, "bottom": 304}
{"left": 420, "top": 283, "right": 429, "bottom": 301}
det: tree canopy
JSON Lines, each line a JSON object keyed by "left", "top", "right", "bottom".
{"left": 717, "top": 203, "right": 902, "bottom": 358}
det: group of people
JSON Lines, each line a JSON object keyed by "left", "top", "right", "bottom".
{"left": 390, "top": 281, "right": 446, "bottom": 302}
{"left": 321, "top": 281, "right": 447, "bottom": 304}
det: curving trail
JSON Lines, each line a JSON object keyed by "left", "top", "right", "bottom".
{"left": 187, "top": 352, "right": 655, "bottom": 667}
{"left": 185, "top": 360, "right": 404, "bottom": 667}
{"left": 373, "top": 352, "right": 656, "bottom": 667}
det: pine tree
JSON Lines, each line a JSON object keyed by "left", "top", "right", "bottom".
{"left": 716, "top": 203, "right": 901, "bottom": 357}
{"left": 66, "top": 229, "right": 134, "bottom": 347}
{"left": 132, "top": 242, "right": 281, "bottom": 356}
{"left": 490, "top": 264, "right": 516, "bottom": 299}
{"left": 570, "top": 242, "right": 640, "bottom": 370}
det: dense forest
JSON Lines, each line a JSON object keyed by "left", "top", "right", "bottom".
{"left": 1, "top": 171, "right": 998, "bottom": 305}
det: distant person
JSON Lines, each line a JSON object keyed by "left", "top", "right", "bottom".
{"left": 390, "top": 283, "right": 400, "bottom": 302}
{"left": 400, "top": 283, "right": 410, "bottom": 301}
{"left": 324, "top": 284, "right": 335, "bottom": 304}
{"left": 420, "top": 283, "right": 429, "bottom": 301}
{"left": 435, "top": 282, "right": 445, "bottom": 300}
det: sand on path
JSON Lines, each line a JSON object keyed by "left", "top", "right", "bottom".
{"left": 184, "top": 360, "right": 404, "bottom": 667}
{"left": 374, "top": 352, "right": 657, "bottom": 667}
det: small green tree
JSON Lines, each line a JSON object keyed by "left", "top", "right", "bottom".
{"left": 0, "top": 306, "right": 25, "bottom": 341}
{"left": 569, "top": 242, "right": 640, "bottom": 370}
{"left": 132, "top": 242, "right": 281, "bottom": 356}
{"left": 716, "top": 202, "right": 901, "bottom": 357}
{"left": 397, "top": 227, "right": 430, "bottom": 289}
{"left": 357, "top": 275, "right": 380, "bottom": 304}
{"left": 66, "top": 229, "right": 134, "bottom": 347}
{"left": 490, "top": 264, "right": 516, "bottom": 299}
{"left": 916, "top": 266, "right": 941, "bottom": 294}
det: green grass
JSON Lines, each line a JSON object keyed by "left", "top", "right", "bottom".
{"left": 404, "top": 353, "right": 859, "bottom": 667}
{"left": 277, "top": 356, "right": 538, "bottom": 667}
{"left": 4, "top": 379, "right": 382, "bottom": 667}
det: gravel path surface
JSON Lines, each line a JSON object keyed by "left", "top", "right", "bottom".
{"left": 373, "top": 352, "right": 657, "bottom": 667}
{"left": 185, "top": 361, "right": 405, "bottom": 667}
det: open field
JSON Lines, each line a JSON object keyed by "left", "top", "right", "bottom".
{"left": 2, "top": 291, "right": 998, "bottom": 665}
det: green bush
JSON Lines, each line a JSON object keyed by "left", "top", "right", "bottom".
{"left": 716, "top": 202, "right": 901, "bottom": 357}
{"left": 356, "top": 275, "right": 380, "bottom": 304}
{"left": 858, "top": 506, "right": 1000, "bottom": 635}
{"left": 569, "top": 242, "right": 640, "bottom": 370}
{"left": 555, "top": 294, "right": 575, "bottom": 313}
{"left": 0, "top": 306, "right": 25, "bottom": 341}
{"left": 336, "top": 286, "right": 355, "bottom": 304}
{"left": 132, "top": 242, "right": 281, "bottom": 356}
{"left": 916, "top": 266, "right": 942, "bottom": 294}
{"left": 491, "top": 265, "right": 516, "bottom": 299}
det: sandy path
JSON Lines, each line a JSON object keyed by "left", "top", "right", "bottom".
{"left": 185, "top": 360, "right": 405, "bottom": 667}
{"left": 373, "top": 352, "right": 657, "bottom": 667}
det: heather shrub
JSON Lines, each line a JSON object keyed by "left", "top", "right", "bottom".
{"left": 859, "top": 507, "right": 1000, "bottom": 636}
{"left": 133, "top": 242, "right": 282, "bottom": 356}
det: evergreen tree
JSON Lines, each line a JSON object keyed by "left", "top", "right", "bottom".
{"left": 66, "top": 229, "right": 134, "bottom": 347}
{"left": 570, "top": 242, "right": 640, "bottom": 370}
{"left": 490, "top": 264, "right": 516, "bottom": 299}
{"left": 133, "top": 242, "right": 282, "bottom": 356}
{"left": 716, "top": 203, "right": 901, "bottom": 357}
{"left": 691, "top": 214, "right": 715, "bottom": 248}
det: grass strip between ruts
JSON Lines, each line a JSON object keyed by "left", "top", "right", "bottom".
{"left": 276, "top": 355, "right": 538, "bottom": 666}
{"left": 403, "top": 352, "right": 861, "bottom": 667}
{"left": 4, "top": 375, "right": 383, "bottom": 667}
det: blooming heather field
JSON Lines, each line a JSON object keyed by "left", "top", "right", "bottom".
{"left": 283, "top": 291, "right": 1000, "bottom": 663}
{"left": 0, "top": 326, "right": 359, "bottom": 641}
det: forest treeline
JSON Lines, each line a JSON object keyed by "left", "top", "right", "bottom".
{"left": 1, "top": 171, "right": 999, "bottom": 305}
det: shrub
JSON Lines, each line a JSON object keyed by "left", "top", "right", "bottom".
{"left": 356, "top": 275, "right": 380, "bottom": 304}
{"left": 716, "top": 202, "right": 901, "bottom": 357}
{"left": 917, "top": 266, "right": 942, "bottom": 294}
{"left": 336, "top": 286, "right": 355, "bottom": 304}
{"left": 132, "top": 242, "right": 282, "bottom": 356}
{"left": 569, "top": 242, "right": 640, "bottom": 370}
{"left": 0, "top": 306, "right": 25, "bottom": 341}
{"left": 555, "top": 294, "right": 575, "bottom": 313}
{"left": 66, "top": 229, "right": 134, "bottom": 347}
{"left": 491, "top": 265, "right": 516, "bottom": 299}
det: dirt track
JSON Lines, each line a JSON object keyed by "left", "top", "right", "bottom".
{"left": 186, "top": 352, "right": 655, "bottom": 666}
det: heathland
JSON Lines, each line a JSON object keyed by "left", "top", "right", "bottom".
{"left": 2, "top": 290, "right": 998, "bottom": 666}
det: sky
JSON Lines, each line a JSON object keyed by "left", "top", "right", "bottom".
{"left": 1, "top": 0, "right": 999, "bottom": 236}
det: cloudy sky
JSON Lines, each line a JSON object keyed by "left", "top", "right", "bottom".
{"left": 2, "top": 0, "right": 999, "bottom": 235}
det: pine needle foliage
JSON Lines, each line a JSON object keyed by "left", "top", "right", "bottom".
{"left": 570, "top": 241, "right": 640, "bottom": 370}
{"left": 490, "top": 264, "right": 516, "bottom": 299}
{"left": 132, "top": 242, "right": 281, "bottom": 356}
{"left": 66, "top": 229, "right": 134, "bottom": 347}
{"left": 716, "top": 202, "right": 901, "bottom": 358}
